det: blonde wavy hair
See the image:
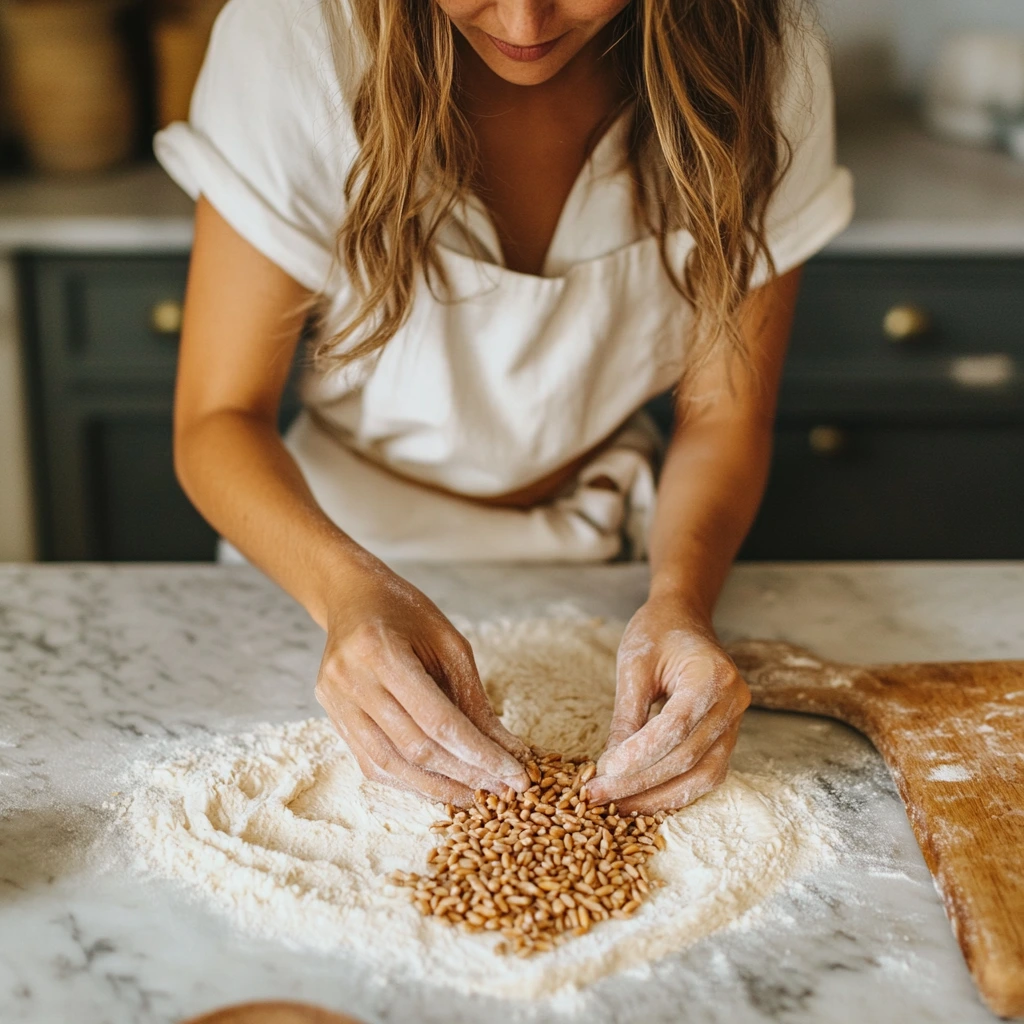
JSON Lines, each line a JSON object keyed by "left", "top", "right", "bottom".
{"left": 316, "top": 0, "right": 796, "bottom": 377}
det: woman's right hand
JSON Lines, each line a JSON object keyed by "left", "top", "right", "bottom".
{"left": 172, "top": 198, "right": 526, "bottom": 805}
{"left": 314, "top": 555, "right": 532, "bottom": 806}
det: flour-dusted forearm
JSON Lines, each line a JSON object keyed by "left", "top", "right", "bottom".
{"left": 646, "top": 413, "right": 775, "bottom": 621}
{"left": 590, "top": 266, "right": 803, "bottom": 811}
{"left": 174, "top": 197, "right": 530, "bottom": 802}
{"left": 648, "top": 264, "right": 803, "bottom": 619}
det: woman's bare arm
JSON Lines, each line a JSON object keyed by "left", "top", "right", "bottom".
{"left": 589, "top": 266, "right": 802, "bottom": 811}
{"left": 648, "top": 264, "right": 803, "bottom": 612}
{"left": 175, "top": 197, "right": 530, "bottom": 801}
{"left": 174, "top": 197, "right": 347, "bottom": 626}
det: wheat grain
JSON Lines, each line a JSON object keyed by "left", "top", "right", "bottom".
{"left": 390, "top": 754, "right": 666, "bottom": 956}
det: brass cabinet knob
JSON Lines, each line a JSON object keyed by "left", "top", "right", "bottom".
{"left": 808, "top": 425, "right": 848, "bottom": 457}
{"left": 883, "top": 304, "right": 931, "bottom": 342}
{"left": 150, "top": 299, "right": 183, "bottom": 335}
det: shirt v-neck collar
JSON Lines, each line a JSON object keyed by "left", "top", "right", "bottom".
{"left": 452, "top": 101, "right": 637, "bottom": 279}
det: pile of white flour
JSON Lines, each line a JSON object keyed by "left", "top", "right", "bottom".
{"left": 123, "top": 617, "right": 835, "bottom": 1001}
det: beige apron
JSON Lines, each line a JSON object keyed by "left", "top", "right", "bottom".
{"left": 219, "top": 409, "right": 662, "bottom": 564}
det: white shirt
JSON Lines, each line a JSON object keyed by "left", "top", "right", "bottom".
{"left": 154, "top": 0, "right": 854, "bottom": 561}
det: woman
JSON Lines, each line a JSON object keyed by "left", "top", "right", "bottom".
{"left": 156, "top": 0, "right": 852, "bottom": 812}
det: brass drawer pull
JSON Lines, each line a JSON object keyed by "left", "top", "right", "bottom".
{"left": 150, "top": 299, "right": 183, "bottom": 335}
{"left": 883, "top": 304, "right": 931, "bottom": 343}
{"left": 808, "top": 425, "right": 848, "bottom": 457}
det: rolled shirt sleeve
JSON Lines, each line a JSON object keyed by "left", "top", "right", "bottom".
{"left": 153, "top": 0, "right": 353, "bottom": 292}
{"left": 755, "top": 18, "right": 854, "bottom": 283}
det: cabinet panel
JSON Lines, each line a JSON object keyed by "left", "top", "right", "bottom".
{"left": 21, "top": 250, "right": 1024, "bottom": 562}
{"left": 88, "top": 413, "right": 217, "bottom": 561}
{"left": 22, "top": 253, "right": 304, "bottom": 561}
{"left": 741, "top": 422, "right": 1024, "bottom": 560}
{"left": 790, "top": 257, "right": 1024, "bottom": 360}
{"left": 784, "top": 258, "right": 1024, "bottom": 418}
{"left": 34, "top": 255, "right": 189, "bottom": 382}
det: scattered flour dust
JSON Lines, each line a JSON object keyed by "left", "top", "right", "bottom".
{"left": 927, "top": 763, "right": 972, "bottom": 782}
{"left": 123, "top": 616, "right": 835, "bottom": 1002}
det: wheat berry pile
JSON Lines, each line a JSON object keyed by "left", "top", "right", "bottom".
{"left": 392, "top": 752, "right": 667, "bottom": 956}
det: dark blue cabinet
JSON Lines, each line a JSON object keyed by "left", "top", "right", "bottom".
{"left": 20, "top": 252, "right": 1024, "bottom": 561}
{"left": 20, "top": 253, "right": 301, "bottom": 561}
{"left": 740, "top": 257, "right": 1024, "bottom": 560}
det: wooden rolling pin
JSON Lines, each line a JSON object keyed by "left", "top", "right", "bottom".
{"left": 730, "top": 640, "right": 1024, "bottom": 1019}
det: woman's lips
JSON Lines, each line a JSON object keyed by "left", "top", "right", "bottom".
{"left": 486, "top": 32, "right": 562, "bottom": 62}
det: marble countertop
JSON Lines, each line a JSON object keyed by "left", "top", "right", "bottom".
{"left": 2, "top": 561, "right": 1023, "bottom": 1024}
{"left": 1, "top": 109, "right": 1023, "bottom": 255}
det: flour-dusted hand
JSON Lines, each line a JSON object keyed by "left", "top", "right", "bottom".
{"left": 585, "top": 599, "right": 750, "bottom": 813}
{"left": 315, "top": 555, "right": 531, "bottom": 805}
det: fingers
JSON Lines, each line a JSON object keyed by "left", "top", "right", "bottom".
{"left": 383, "top": 645, "right": 530, "bottom": 791}
{"left": 601, "top": 647, "right": 656, "bottom": 759}
{"left": 611, "top": 720, "right": 740, "bottom": 816}
{"left": 586, "top": 690, "right": 742, "bottom": 804}
{"left": 437, "top": 637, "right": 534, "bottom": 762}
{"left": 598, "top": 653, "right": 735, "bottom": 779}
{"left": 317, "top": 627, "right": 530, "bottom": 801}
{"left": 367, "top": 686, "right": 521, "bottom": 794}
{"left": 325, "top": 695, "right": 476, "bottom": 807}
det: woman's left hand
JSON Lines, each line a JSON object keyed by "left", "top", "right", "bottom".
{"left": 585, "top": 596, "right": 751, "bottom": 814}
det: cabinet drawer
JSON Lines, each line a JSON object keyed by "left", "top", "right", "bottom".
{"left": 742, "top": 422, "right": 1024, "bottom": 560}
{"left": 790, "top": 257, "right": 1024, "bottom": 360}
{"left": 30, "top": 255, "right": 189, "bottom": 382}
{"left": 20, "top": 253, "right": 307, "bottom": 561}
{"left": 783, "top": 257, "right": 1024, "bottom": 417}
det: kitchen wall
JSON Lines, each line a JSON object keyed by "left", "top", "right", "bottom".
{"left": 818, "top": 0, "right": 1024, "bottom": 108}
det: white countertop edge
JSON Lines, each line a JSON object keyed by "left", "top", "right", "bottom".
{"left": 826, "top": 221, "right": 1024, "bottom": 255}
{"left": 2, "top": 218, "right": 1023, "bottom": 257}
{"left": 0, "top": 217, "right": 194, "bottom": 253}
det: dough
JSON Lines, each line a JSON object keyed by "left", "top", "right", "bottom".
{"left": 124, "top": 617, "right": 834, "bottom": 1001}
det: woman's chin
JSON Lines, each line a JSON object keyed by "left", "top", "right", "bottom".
{"left": 487, "top": 61, "right": 566, "bottom": 86}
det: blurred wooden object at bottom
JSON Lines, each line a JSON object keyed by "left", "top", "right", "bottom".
{"left": 183, "top": 1001, "right": 364, "bottom": 1024}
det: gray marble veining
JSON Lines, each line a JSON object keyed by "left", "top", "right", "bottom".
{"left": 1, "top": 562, "right": 1023, "bottom": 1024}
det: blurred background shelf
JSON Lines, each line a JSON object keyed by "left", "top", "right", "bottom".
{"left": 0, "top": 0, "right": 225, "bottom": 177}
{"left": 831, "top": 107, "right": 1024, "bottom": 253}
{"left": 2, "top": 105, "right": 1023, "bottom": 254}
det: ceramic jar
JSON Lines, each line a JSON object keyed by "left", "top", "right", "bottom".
{"left": 0, "top": 0, "right": 137, "bottom": 174}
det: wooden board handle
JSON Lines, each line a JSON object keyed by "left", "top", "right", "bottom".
{"left": 730, "top": 640, "right": 1024, "bottom": 1019}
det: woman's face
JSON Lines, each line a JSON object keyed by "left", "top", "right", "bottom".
{"left": 437, "top": 0, "right": 632, "bottom": 86}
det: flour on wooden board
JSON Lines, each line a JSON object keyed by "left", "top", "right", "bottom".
{"left": 122, "top": 617, "right": 836, "bottom": 1002}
